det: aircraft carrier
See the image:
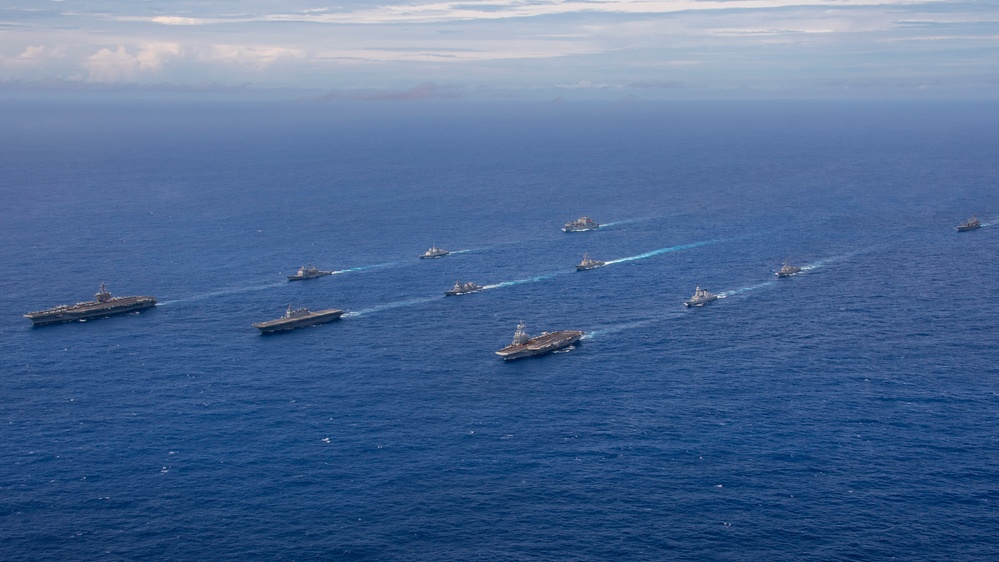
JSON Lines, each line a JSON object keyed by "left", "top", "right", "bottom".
{"left": 24, "top": 283, "right": 157, "bottom": 326}
{"left": 253, "top": 305, "right": 344, "bottom": 334}
{"left": 495, "top": 322, "right": 584, "bottom": 360}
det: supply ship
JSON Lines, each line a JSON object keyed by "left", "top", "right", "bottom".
{"left": 576, "top": 252, "right": 606, "bottom": 271}
{"left": 445, "top": 279, "right": 484, "bottom": 296}
{"left": 420, "top": 245, "right": 450, "bottom": 259}
{"left": 563, "top": 217, "right": 600, "bottom": 232}
{"left": 24, "top": 283, "right": 156, "bottom": 326}
{"left": 288, "top": 263, "right": 333, "bottom": 281}
{"left": 775, "top": 260, "right": 802, "bottom": 277}
{"left": 956, "top": 216, "right": 982, "bottom": 232}
{"left": 252, "top": 305, "right": 343, "bottom": 334}
{"left": 684, "top": 286, "right": 718, "bottom": 307}
{"left": 495, "top": 322, "right": 584, "bottom": 360}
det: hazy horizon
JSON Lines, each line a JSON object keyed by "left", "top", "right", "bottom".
{"left": 1, "top": 0, "right": 997, "bottom": 100}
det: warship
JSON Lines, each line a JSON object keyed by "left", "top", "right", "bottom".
{"left": 684, "top": 286, "right": 718, "bottom": 307}
{"left": 420, "top": 245, "right": 450, "bottom": 259}
{"left": 444, "top": 279, "right": 484, "bottom": 296}
{"left": 495, "top": 322, "right": 584, "bottom": 360}
{"left": 252, "top": 305, "right": 343, "bottom": 334}
{"left": 775, "top": 260, "right": 802, "bottom": 277}
{"left": 563, "top": 216, "right": 600, "bottom": 232}
{"left": 576, "top": 252, "right": 606, "bottom": 271}
{"left": 956, "top": 215, "right": 982, "bottom": 232}
{"left": 24, "top": 283, "right": 156, "bottom": 326}
{"left": 288, "top": 263, "right": 333, "bottom": 281}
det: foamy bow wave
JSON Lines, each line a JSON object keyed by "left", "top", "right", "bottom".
{"left": 343, "top": 295, "right": 444, "bottom": 318}
{"left": 605, "top": 238, "right": 722, "bottom": 265}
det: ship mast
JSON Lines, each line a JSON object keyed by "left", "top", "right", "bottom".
{"left": 512, "top": 322, "right": 530, "bottom": 345}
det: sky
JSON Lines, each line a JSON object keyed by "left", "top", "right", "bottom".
{"left": 0, "top": 0, "right": 997, "bottom": 99}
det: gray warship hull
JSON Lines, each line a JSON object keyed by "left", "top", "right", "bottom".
{"left": 684, "top": 296, "right": 718, "bottom": 307}
{"left": 25, "top": 296, "right": 157, "bottom": 326}
{"left": 288, "top": 271, "right": 333, "bottom": 281}
{"left": 253, "top": 309, "right": 343, "bottom": 334}
{"left": 496, "top": 330, "right": 584, "bottom": 360}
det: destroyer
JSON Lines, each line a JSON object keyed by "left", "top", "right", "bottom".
{"left": 495, "top": 322, "right": 584, "bottom": 360}
{"left": 956, "top": 215, "right": 982, "bottom": 232}
{"left": 576, "top": 252, "right": 606, "bottom": 271}
{"left": 252, "top": 305, "right": 343, "bottom": 334}
{"left": 420, "top": 245, "right": 450, "bottom": 259}
{"left": 563, "top": 216, "right": 600, "bottom": 232}
{"left": 288, "top": 263, "right": 333, "bottom": 281}
{"left": 684, "top": 286, "right": 718, "bottom": 307}
{"left": 24, "top": 283, "right": 156, "bottom": 326}
{"left": 445, "top": 279, "right": 484, "bottom": 296}
{"left": 775, "top": 260, "right": 802, "bottom": 277}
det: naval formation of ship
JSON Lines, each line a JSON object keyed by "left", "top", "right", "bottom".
{"left": 252, "top": 305, "right": 344, "bottom": 334}
{"left": 495, "top": 322, "right": 584, "bottom": 360}
{"left": 22, "top": 212, "right": 991, "bottom": 357}
{"left": 956, "top": 216, "right": 981, "bottom": 232}
{"left": 23, "top": 283, "right": 157, "bottom": 326}
{"left": 288, "top": 263, "right": 333, "bottom": 281}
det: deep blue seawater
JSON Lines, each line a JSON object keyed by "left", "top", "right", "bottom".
{"left": 1, "top": 98, "right": 997, "bottom": 560}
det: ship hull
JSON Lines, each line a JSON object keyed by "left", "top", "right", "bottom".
{"left": 445, "top": 289, "right": 482, "bottom": 296}
{"left": 563, "top": 226, "right": 598, "bottom": 232}
{"left": 253, "top": 310, "right": 343, "bottom": 334}
{"left": 775, "top": 270, "right": 801, "bottom": 277}
{"left": 25, "top": 298, "right": 157, "bottom": 326}
{"left": 576, "top": 263, "right": 605, "bottom": 271}
{"left": 684, "top": 297, "right": 718, "bottom": 307}
{"left": 496, "top": 330, "right": 583, "bottom": 360}
{"left": 956, "top": 224, "right": 981, "bottom": 232}
{"left": 420, "top": 253, "right": 449, "bottom": 259}
{"left": 288, "top": 272, "right": 333, "bottom": 281}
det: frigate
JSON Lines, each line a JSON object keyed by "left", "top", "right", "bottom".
{"left": 562, "top": 217, "right": 600, "bottom": 232}
{"left": 956, "top": 216, "right": 982, "bottom": 232}
{"left": 684, "top": 286, "right": 718, "bottom": 307}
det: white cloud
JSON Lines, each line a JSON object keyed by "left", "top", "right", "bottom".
{"left": 199, "top": 45, "right": 306, "bottom": 69}
{"left": 83, "top": 43, "right": 182, "bottom": 81}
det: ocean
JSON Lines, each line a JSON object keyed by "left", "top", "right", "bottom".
{"left": 1, "top": 98, "right": 997, "bottom": 560}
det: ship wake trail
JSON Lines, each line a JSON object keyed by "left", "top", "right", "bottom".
{"left": 598, "top": 217, "right": 654, "bottom": 229}
{"left": 332, "top": 260, "right": 400, "bottom": 275}
{"left": 583, "top": 311, "right": 686, "bottom": 340}
{"left": 159, "top": 281, "right": 288, "bottom": 306}
{"left": 482, "top": 272, "right": 563, "bottom": 291}
{"left": 343, "top": 295, "right": 444, "bottom": 318}
{"left": 799, "top": 247, "right": 877, "bottom": 272}
{"left": 718, "top": 280, "right": 776, "bottom": 298}
{"left": 605, "top": 238, "right": 721, "bottom": 265}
